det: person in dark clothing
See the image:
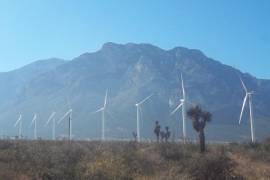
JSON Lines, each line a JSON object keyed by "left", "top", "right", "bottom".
{"left": 160, "top": 131, "right": 166, "bottom": 142}
{"left": 154, "top": 121, "right": 161, "bottom": 143}
{"left": 165, "top": 126, "right": 171, "bottom": 142}
{"left": 132, "top": 131, "right": 137, "bottom": 142}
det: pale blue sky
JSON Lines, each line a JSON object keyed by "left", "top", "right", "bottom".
{"left": 0, "top": 0, "right": 269, "bottom": 78}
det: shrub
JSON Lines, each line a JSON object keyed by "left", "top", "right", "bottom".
{"left": 185, "top": 152, "right": 243, "bottom": 180}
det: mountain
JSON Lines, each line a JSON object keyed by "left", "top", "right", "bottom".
{"left": 0, "top": 58, "right": 66, "bottom": 108}
{"left": 0, "top": 43, "right": 269, "bottom": 141}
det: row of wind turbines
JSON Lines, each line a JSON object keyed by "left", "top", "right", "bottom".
{"left": 13, "top": 74, "right": 256, "bottom": 143}
{"left": 14, "top": 109, "right": 73, "bottom": 141}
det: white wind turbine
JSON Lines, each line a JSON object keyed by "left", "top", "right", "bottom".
{"left": 92, "top": 90, "right": 108, "bottom": 141}
{"left": 170, "top": 73, "right": 188, "bottom": 143}
{"left": 135, "top": 94, "right": 153, "bottom": 142}
{"left": 14, "top": 114, "right": 22, "bottom": 139}
{"left": 45, "top": 112, "right": 56, "bottom": 140}
{"left": 58, "top": 109, "right": 73, "bottom": 141}
{"left": 239, "top": 77, "right": 255, "bottom": 143}
{"left": 29, "top": 114, "right": 38, "bottom": 140}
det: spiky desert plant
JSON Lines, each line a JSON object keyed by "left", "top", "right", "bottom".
{"left": 187, "top": 105, "right": 212, "bottom": 153}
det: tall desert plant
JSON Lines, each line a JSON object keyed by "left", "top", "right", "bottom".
{"left": 187, "top": 105, "right": 212, "bottom": 153}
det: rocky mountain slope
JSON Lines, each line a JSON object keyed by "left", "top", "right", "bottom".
{"left": 0, "top": 43, "right": 269, "bottom": 141}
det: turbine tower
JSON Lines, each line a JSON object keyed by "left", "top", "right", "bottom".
{"left": 14, "top": 114, "right": 22, "bottom": 139}
{"left": 239, "top": 77, "right": 255, "bottom": 143}
{"left": 135, "top": 94, "right": 153, "bottom": 142}
{"left": 58, "top": 109, "right": 73, "bottom": 140}
{"left": 93, "top": 90, "right": 108, "bottom": 141}
{"left": 45, "top": 112, "right": 56, "bottom": 140}
{"left": 30, "top": 114, "right": 38, "bottom": 140}
{"left": 170, "top": 73, "right": 187, "bottom": 143}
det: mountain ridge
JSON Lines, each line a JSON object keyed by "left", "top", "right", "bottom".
{"left": 0, "top": 42, "right": 269, "bottom": 141}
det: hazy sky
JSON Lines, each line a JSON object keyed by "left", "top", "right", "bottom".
{"left": 0, "top": 0, "right": 269, "bottom": 78}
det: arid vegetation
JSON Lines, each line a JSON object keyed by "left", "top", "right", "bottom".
{"left": 0, "top": 139, "right": 269, "bottom": 179}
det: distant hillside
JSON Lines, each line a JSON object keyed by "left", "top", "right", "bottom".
{"left": 0, "top": 43, "right": 269, "bottom": 141}
{"left": 0, "top": 58, "right": 66, "bottom": 108}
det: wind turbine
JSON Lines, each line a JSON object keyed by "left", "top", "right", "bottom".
{"left": 14, "top": 114, "right": 22, "bottom": 139}
{"left": 29, "top": 114, "right": 38, "bottom": 140}
{"left": 135, "top": 93, "right": 153, "bottom": 142}
{"left": 170, "top": 73, "right": 187, "bottom": 143}
{"left": 58, "top": 109, "right": 73, "bottom": 140}
{"left": 239, "top": 77, "right": 255, "bottom": 143}
{"left": 93, "top": 90, "right": 108, "bottom": 141}
{"left": 45, "top": 112, "right": 56, "bottom": 140}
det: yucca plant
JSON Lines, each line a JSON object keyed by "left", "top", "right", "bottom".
{"left": 187, "top": 105, "right": 212, "bottom": 153}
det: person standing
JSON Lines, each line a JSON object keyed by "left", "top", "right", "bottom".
{"left": 165, "top": 126, "right": 171, "bottom": 142}
{"left": 154, "top": 121, "right": 161, "bottom": 143}
{"left": 132, "top": 131, "right": 137, "bottom": 142}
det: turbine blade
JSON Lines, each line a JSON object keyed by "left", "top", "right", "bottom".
{"left": 239, "top": 76, "right": 248, "bottom": 93}
{"left": 104, "top": 89, "right": 108, "bottom": 107}
{"left": 45, "top": 112, "right": 56, "bottom": 126}
{"left": 170, "top": 103, "right": 183, "bottom": 116}
{"left": 181, "top": 73, "right": 186, "bottom": 99}
{"left": 30, "top": 114, "right": 37, "bottom": 127}
{"left": 58, "top": 109, "right": 72, "bottom": 124}
{"left": 239, "top": 94, "right": 248, "bottom": 124}
{"left": 137, "top": 93, "right": 154, "bottom": 105}
{"left": 106, "top": 110, "right": 117, "bottom": 121}
{"left": 92, "top": 107, "right": 104, "bottom": 114}
{"left": 14, "top": 114, "right": 22, "bottom": 127}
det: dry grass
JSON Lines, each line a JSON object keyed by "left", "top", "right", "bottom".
{"left": 227, "top": 139, "right": 270, "bottom": 180}
{"left": 0, "top": 139, "right": 269, "bottom": 179}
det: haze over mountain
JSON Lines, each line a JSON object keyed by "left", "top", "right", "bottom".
{"left": 0, "top": 42, "right": 269, "bottom": 141}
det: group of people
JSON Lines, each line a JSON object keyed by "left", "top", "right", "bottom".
{"left": 154, "top": 121, "right": 171, "bottom": 142}
{"left": 132, "top": 121, "right": 171, "bottom": 142}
